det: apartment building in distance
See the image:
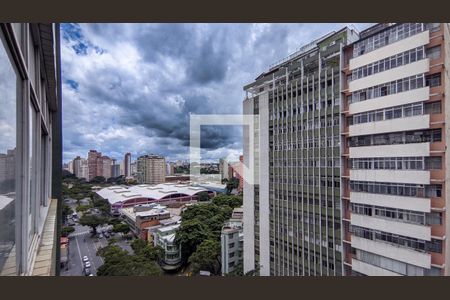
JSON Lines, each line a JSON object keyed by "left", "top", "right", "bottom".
{"left": 101, "top": 156, "right": 112, "bottom": 179}
{"left": 111, "top": 158, "right": 120, "bottom": 178}
{"left": 87, "top": 150, "right": 103, "bottom": 181}
{"left": 0, "top": 23, "right": 62, "bottom": 276}
{"left": 221, "top": 207, "right": 244, "bottom": 275}
{"left": 86, "top": 150, "right": 116, "bottom": 181}
{"left": 341, "top": 23, "right": 449, "bottom": 276}
{"left": 243, "top": 27, "right": 359, "bottom": 276}
{"left": 124, "top": 152, "right": 131, "bottom": 177}
{"left": 136, "top": 155, "right": 166, "bottom": 184}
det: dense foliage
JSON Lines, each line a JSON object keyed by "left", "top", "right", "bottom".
{"left": 62, "top": 204, "right": 74, "bottom": 221}
{"left": 113, "top": 223, "right": 131, "bottom": 234}
{"left": 78, "top": 213, "right": 108, "bottom": 234}
{"left": 175, "top": 194, "right": 242, "bottom": 275}
{"left": 196, "top": 191, "right": 210, "bottom": 202}
{"left": 60, "top": 226, "right": 75, "bottom": 237}
{"left": 96, "top": 242, "right": 162, "bottom": 276}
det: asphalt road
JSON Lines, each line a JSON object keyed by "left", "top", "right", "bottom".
{"left": 61, "top": 224, "right": 103, "bottom": 276}
{"left": 61, "top": 223, "right": 134, "bottom": 276}
{"left": 61, "top": 197, "right": 134, "bottom": 276}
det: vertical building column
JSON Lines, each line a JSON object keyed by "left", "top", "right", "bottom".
{"left": 243, "top": 98, "right": 255, "bottom": 274}
{"left": 259, "top": 92, "right": 270, "bottom": 276}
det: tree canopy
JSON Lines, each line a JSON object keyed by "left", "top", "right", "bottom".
{"left": 196, "top": 191, "right": 210, "bottom": 202}
{"left": 60, "top": 226, "right": 75, "bottom": 237}
{"left": 91, "top": 176, "right": 106, "bottom": 184}
{"left": 175, "top": 194, "right": 242, "bottom": 275}
{"left": 113, "top": 223, "right": 131, "bottom": 234}
{"left": 78, "top": 213, "right": 108, "bottom": 234}
{"left": 96, "top": 244, "right": 162, "bottom": 276}
{"left": 188, "top": 239, "right": 221, "bottom": 274}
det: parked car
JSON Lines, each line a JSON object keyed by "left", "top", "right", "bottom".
{"left": 84, "top": 267, "right": 91, "bottom": 276}
{"left": 98, "top": 233, "right": 104, "bottom": 239}
{"left": 84, "top": 261, "right": 91, "bottom": 268}
{"left": 82, "top": 256, "right": 89, "bottom": 263}
{"left": 103, "top": 232, "right": 110, "bottom": 238}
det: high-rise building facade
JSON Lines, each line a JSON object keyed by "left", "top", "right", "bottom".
{"left": 341, "top": 23, "right": 449, "bottom": 276}
{"left": 166, "top": 162, "right": 175, "bottom": 176}
{"left": 87, "top": 150, "right": 102, "bottom": 181}
{"left": 79, "top": 158, "right": 88, "bottom": 181}
{"left": 102, "top": 156, "right": 112, "bottom": 179}
{"left": 136, "top": 155, "right": 166, "bottom": 184}
{"left": 124, "top": 152, "right": 131, "bottom": 177}
{"left": 243, "top": 22, "right": 450, "bottom": 277}
{"left": 0, "top": 23, "right": 61, "bottom": 276}
{"left": 131, "top": 161, "right": 137, "bottom": 177}
{"left": 219, "top": 158, "right": 230, "bottom": 181}
{"left": 111, "top": 158, "right": 120, "bottom": 178}
{"left": 72, "top": 156, "right": 81, "bottom": 177}
{"left": 243, "top": 27, "right": 359, "bottom": 276}
{"left": 221, "top": 207, "right": 244, "bottom": 275}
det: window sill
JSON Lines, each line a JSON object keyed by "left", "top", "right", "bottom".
{"left": 31, "top": 198, "right": 57, "bottom": 276}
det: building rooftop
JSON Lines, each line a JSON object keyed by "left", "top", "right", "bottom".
{"left": 96, "top": 182, "right": 212, "bottom": 205}
{"left": 157, "top": 223, "right": 180, "bottom": 234}
{"left": 120, "top": 206, "right": 169, "bottom": 220}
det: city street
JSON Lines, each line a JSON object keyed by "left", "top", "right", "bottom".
{"left": 61, "top": 198, "right": 134, "bottom": 276}
{"left": 61, "top": 223, "right": 103, "bottom": 276}
{"left": 61, "top": 223, "right": 134, "bottom": 276}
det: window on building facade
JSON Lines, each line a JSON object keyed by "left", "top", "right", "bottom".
{"left": 426, "top": 46, "right": 441, "bottom": 60}
{"left": 426, "top": 73, "right": 441, "bottom": 87}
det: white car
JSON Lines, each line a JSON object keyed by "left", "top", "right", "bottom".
{"left": 84, "top": 261, "right": 91, "bottom": 268}
{"left": 82, "top": 256, "right": 89, "bottom": 263}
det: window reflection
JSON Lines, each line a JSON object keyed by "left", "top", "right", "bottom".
{"left": 0, "top": 35, "right": 17, "bottom": 274}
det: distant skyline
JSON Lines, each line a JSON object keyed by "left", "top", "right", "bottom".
{"left": 62, "top": 23, "right": 373, "bottom": 163}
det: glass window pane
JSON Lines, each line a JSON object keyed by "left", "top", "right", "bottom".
{"left": 0, "top": 35, "right": 18, "bottom": 275}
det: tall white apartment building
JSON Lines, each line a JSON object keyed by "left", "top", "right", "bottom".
{"left": 341, "top": 23, "right": 449, "bottom": 276}
{"left": 243, "top": 22, "right": 450, "bottom": 277}
{"left": 243, "top": 27, "right": 359, "bottom": 276}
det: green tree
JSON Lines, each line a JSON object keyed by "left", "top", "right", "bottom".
{"left": 62, "top": 204, "right": 74, "bottom": 221}
{"left": 113, "top": 223, "right": 131, "bottom": 235}
{"left": 76, "top": 204, "right": 92, "bottom": 213}
{"left": 175, "top": 218, "right": 210, "bottom": 260}
{"left": 131, "top": 239, "right": 164, "bottom": 261}
{"left": 175, "top": 194, "right": 244, "bottom": 270}
{"left": 131, "top": 238, "right": 147, "bottom": 254}
{"left": 78, "top": 213, "right": 108, "bottom": 234}
{"left": 62, "top": 170, "right": 76, "bottom": 179}
{"left": 61, "top": 226, "right": 75, "bottom": 237}
{"left": 91, "top": 176, "right": 106, "bottom": 184}
{"left": 189, "top": 239, "right": 221, "bottom": 275}
{"left": 92, "top": 197, "right": 111, "bottom": 214}
{"left": 197, "top": 191, "right": 210, "bottom": 202}
{"left": 96, "top": 244, "right": 162, "bottom": 276}
{"left": 108, "top": 217, "right": 122, "bottom": 225}
{"left": 211, "top": 194, "right": 242, "bottom": 209}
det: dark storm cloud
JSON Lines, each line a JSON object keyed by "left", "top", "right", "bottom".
{"left": 62, "top": 23, "right": 373, "bottom": 162}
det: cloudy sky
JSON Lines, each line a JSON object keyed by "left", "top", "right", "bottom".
{"left": 62, "top": 23, "right": 372, "bottom": 163}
